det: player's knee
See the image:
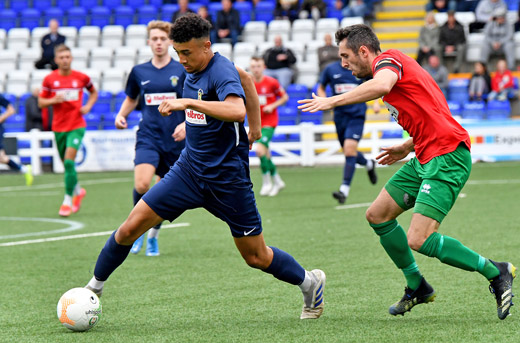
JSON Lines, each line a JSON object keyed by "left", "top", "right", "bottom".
{"left": 366, "top": 207, "right": 384, "bottom": 225}
{"left": 242, "top": 253, "right": 269, "bottom": 269}
{"left": 134, "top": 181, "right": 150, "bottom": 194}
{"left": 407, "top": 233, "right": 425, "bottom": 251}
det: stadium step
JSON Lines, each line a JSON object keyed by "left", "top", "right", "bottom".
{"left": 376, "top": 11, "right": 425, "bottom": 20}
{"left": 376, "top": 31, "right": 419, "bottom": 40}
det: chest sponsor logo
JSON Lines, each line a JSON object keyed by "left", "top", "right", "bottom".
{"left": 56, "top": 89, "right": 79, "bottom": 101}
{"left": 144, "top": 92, "right": 177, "bottom": 106}
{"left": 258, "top": 95, "right": 267, "bottom": 105}
{"left": 185, "top": 109, "right": 207, "bottom": 125}
{"left": 334, "top": 83, "right": 357, "bottom": 94}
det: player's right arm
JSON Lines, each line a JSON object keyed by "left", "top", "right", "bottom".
{"left": 0, "top": 104, "right": 15, "bottom": 124}
{"left": 316, "top": 84, "right": 327, "bottom": 98}
{"left": 38, "top": 94, "right": 65, "bottom": 108}
{"left": 114, "top": 97, "right": 138, "bottom": 129}
{"left": 236, "top": 66, "right": 261, "bottom": 146}
{"left": 376, "top": 138, "right": 414, "bottom": 165}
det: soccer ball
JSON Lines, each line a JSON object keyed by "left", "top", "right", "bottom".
{"left": 57, "top": 287, "right": 102, "bottom": 332}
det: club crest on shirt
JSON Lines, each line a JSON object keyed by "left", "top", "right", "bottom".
{"left": 170, "top": 75, "right": 179, "bottom": 87}
{"left": 197, "top": 89, "right": 204, "bottom": 100}
{"left": 72, "top": 80, "right": 78, "bottom": 88}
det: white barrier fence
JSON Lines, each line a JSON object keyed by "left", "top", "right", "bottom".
{"left": 5, "top": 120, "right": 520, "bottom": 175}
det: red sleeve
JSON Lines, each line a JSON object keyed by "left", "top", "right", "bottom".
{"left": 40, "top": 76, "right": 53, "bottom": 98}
{"left": 272, "top": 78, "right": 285, "bottom": 98}
{"left": 82, "top": 73, "right": 94, "bottom": 91}
{"left": 373, "top": 52, "right": 403, "bottom": 80}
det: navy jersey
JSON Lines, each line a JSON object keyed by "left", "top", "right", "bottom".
{"left": 126, "top": 59, "right": 186, "bottom": 154}
{"left": 0, "top": 94, "right": 11, "bottom": 129}
{"left": 319, "top": 61, "right": 367, "bottom": 118}
{"left": 178, "top": 52, "right": 248, "bottom": 184}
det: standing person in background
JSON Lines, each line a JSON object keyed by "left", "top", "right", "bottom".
{"left": 299, "top": 0, "right": 327, "bottom": 21}
{"left": 424, "top": 55, "right": 449, "bottom": 98}
{"left": 416, "top": 12, "right": 440, "bottom": 67}
{"left": 215, "top": 0, "right": 241, "bottom": 46}
{"left": 25, "top": 87, "right": 44, "bottom": 131}
{"left": 318, "top": 33, "right": 340, "bottom": 73}
{"left": 0, "top": 94, "right": 33, "bottom": 186}
{"left": 114, "top": 21, "right": 187, "bottom": 257}
{"left": 299, "top": 24, "right": 515, "bottom": 320}
{"left": 39, "top": 44, "right": 98, "bottom": 217}
{"left": 171, "top": 0, "right": 194, "bottom": 23}
{"left": 35, "top": 19, "right": 66, "bottom": 70}
{"left": 197, "top": 5, "right": 218, "bottom": 43}
{"left": 263, "top": 35, "right": 297, "bottom": 89}
{"left": 250, "top": 56, "right": 289, "bottom": 197}
{"left": 316, "top": 60, "right": 377, "bottom": 204}
{"left": 438, "top": 10, "right": 466, "bottom": 74}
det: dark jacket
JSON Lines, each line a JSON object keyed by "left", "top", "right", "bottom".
{"left": 41, "top": 33, "right": 66, "bottom": 59}
{"left": 24, "top": 95, "right": 43, "bottom": 131}
{"left": 215, "top": 8, "right": 241, "bottom": 32}
{"left": 439, "top": 20, "right": 466, "bottom": 47}
{"left": 172, "top": 9, "right": 195, "bottom": 23}
{"left": 263, "top": 46, "right": 297, "bottom": 69}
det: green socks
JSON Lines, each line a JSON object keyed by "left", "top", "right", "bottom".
{"left": 260, "top": 155, "right": 277, "bottom": 176}
{"left": 418, "top": 232, "right": 499, "bottom": 280}
{"left": 64, "top": 159, "right": 77, "bottom": 196}
{"left": 371, "top": 220, "right": 423, "bottom": 290}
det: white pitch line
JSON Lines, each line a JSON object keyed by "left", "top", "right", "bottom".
{"left": 0, "top": 217, "right": 84, "bottom": 239}
{"left": 466, "top": 179, "right": 520, "bottom": 185}
{"left": 0, "top": 223, "right": 190, "bottom": 247}
{"left": 335, "top": 202, "right": 372, "bottom": 210}
{"left": 0, "top": 177, "right": 133, "bottom": 193}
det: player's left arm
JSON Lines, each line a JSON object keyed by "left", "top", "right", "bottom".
{"left": 0, "top": 104, "right": 15, "bottom": 124}
{"left": 236, "top": 66, "right": 261, "bottom": 145}
{"left": 376, "top": 138, "right": 414, "bottom": 165}
{"left": 81, "top": 86, "right": 98, "bottom": 115}
{"left": 158, "top": 95, "right": 246, "bottom": 122}
{"left": 263, "top": 90, "right": 288, "bottom": 114}
{"left": 298, "top": 69, "right": 398, "bottom": 112}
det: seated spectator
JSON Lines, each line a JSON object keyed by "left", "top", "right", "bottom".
{"left": 299, "top": 0, "right": 327, "bottom": 21}
{"left": 469, "top": 62, "right": 492, "bottom": 102}
{"left": 424, "top": 55, "right": 449, "bottom": 98}
{"left": 416, "top": 12, "right": 440, "bottom": 67}
{"left": 263, "top": 35, "right": 297, "bottom": 89}
{"left": 340, "top": 0, "right": 367, "bottom": 18}
{"left": 25, "top": 87, "right": 43, "bottom": 131}
{"left": 34, "top": 19, "right": 65, "bottom": 70}
{"left": 172, "top": 0, "right": 195, "bottom": 22}
{"left": 274, "top": 0, "right": 300, "bottom": 22}
{"left": 439, "top": 10, "right": 466, "bottom": 73}
{"left": 198, "top": 5, "right": 217, "bottom": 43}
{"left": 318, "top": 33, "right": 340, "bottom": 73}
{"left": 215, "top": 0, "right": 241, "bottom": 46}
{"left": 488, "top": 59, "right": 515, "bottom": 101}
{"left": 469, "top": 0, "right": 507, "bottom": 33}
{"left": 425, "top": 0, "right": 456, "bottom": 12}
{"left": 480, "top": 8, "right": 515, "bottom": 71}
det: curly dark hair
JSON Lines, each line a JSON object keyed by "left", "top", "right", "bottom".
{"left": 335, "top": 24, "right": 381, "bottom": 55}
{"left": 170, "top": 13, "right": 212, "bottom": 43}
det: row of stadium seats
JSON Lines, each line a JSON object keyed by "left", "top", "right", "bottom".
{"left": 2, "top": 0, "right": 165, "bottom": 12}
{"left": 448, "top": 77, "right": 519, "bottom": 104}
{"left": 448, "top": 100, "right": 512, "bottom": 120}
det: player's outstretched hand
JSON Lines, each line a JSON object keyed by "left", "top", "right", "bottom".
{"left": 158, "top": 99, "right": 187, "bottom": 116}
{"left": 376, "top": 144, "right": 411, "bottom": 165}
{"left": 298, "top": 93, "right": 334, "bottom": 112}
{"left": 114, "top": 114, "right": 127, "bottom": 129}
{"left": 173, "top": 122, "right": 186, "bottom": 141}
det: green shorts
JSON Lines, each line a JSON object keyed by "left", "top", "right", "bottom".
{"left": 257, "top": 127, "right": 275, "bottom": 148}
{"left": 54, "top": 128, "right": 86, "bottom": 160}
{"left": 385, "top": 144, "right": 472, "bottom": 223}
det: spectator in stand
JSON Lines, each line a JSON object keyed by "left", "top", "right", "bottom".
{"left": 172, "top": 0, "right": 195, "bottom": 22}
{"left": 25, "top": 87, "right": 44, "bottom": 131}
{"left": 488, "top": 59, "right": 515, "bottom": 101}
{"left": 197, "top": 5, "right": 217, "bottom": 43}
{"left": 480, "top": 8, "right": 515, "bottom": 71}
{"left": 299, "top": 0, "right": 327, "bottom": 21}
{"left": 338, "top": 0, "right": 367, "bottom": 18}
{"left": 263, "top": 35, "right": 297, "bottom": 89}
{"left": 424, "top": 55, "right": 449, "bottom": 98}
{"left": 318, "top": 33, "right": 340, "bottom": 73}
{"left": 469, "top": 0, "right": 507, "bottom": 33}
{"left": 416, "top": 12, "right": 440, "bottom": 67}
{"left": 34, "top": 19, "right": 66, "bottom": 70}
{"left": 469, "top": 62, "right": 492, "bottom": 102}
{"left": 274, "top": 0, "right": 300, "bottom": 22}
{"left": 439, "top": 10, "right": 466, "bottom": 73}
{"left": 425, "top": 0, "right": 456, "bottom": 12}
{"left": 215, "top": 0, "right": 241, "bottom": 46}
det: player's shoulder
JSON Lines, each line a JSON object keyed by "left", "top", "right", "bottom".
{"left": 262, "top": 74, "right": 279, "bottom": 85}
{"left": 70, "top": 69, "right": 89, "bottom": 79}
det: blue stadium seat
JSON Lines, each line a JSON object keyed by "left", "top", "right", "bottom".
{"left": 461, "top": 101, "right": 486, "bottom": 120}
{"left": 161, "top": 4, "right": 178, "bottom": 21}
{"left": 20, "top": 8, "right": 40, "bottom": 30}
{"left": 148, "top": 0, "right": 163, "bottom": 9}
{"left": 4, "top": 114, "right": 25, "bottom": 133}
{"left": 208, "top": 2, "right": 222, "bottom": 22}
{"left": 114, "top": 91, "right": 126, "bottom": 109}
{"left": 67, "top": 7, "right": 87, "bottom": 29}
{"left": 79, "top": 0, "right": 99, "bottom": 9}
{"left": 41, "top": 139, "right": 53, "bottom": 164}
{"left": 137, "top": 5, "right": 158, "bottom": 25}
{"left": 254, "top": 1, "right": 275, "bottom": 23}
{"left": 55, "top": 0, "right": 76, "bottom": 11}
{"left": 234, "top": 1, "right": 252, "bottom": 27}
{"left": 448, "top": 78, "right": 470, "bottom": 104}
{"left": 286, "top": 84, "right": 310, "bottom": 107}
{"left": 126, "top": 111, "right": 141, "bottom": 127}
{"left": 381, "top": 129, "right": 404, "bottom": 139}
{"left": 85, "top": 112, "right": 102, "bottom": 130}
{"left": 17, "top": 92, "right": 31, "bottom": 115}
{"left": 486, "top": 100, "right": 511, "bottom": 120}
{"left": 0, "top": 9, "right": 17, "bottom": 30}
{"left": 447, "top": 100, "right": 461, "bottom": 117}
{"left": 102, "top": 112, "right": 117, "bottom": 130}
{"left": 126, "top": 0, "right": 145, "bottom": 10}
{"left": 188, "top": 2, "right": 203, "bottom": 13}
{"left": 10, "top": 0, "right": 30, "bottom": 13}
{"left": 103, "top": 0, "right": 123, "bottom": 10}
{"left": 506, "top": 0, "right": 518, "bottom": 10}
{"left": 300, "top": 113, "right": 322, "bottom": 124}
{"left": 90, "top": 6, "right": 111, "bottom": 28}
{"left": 91, "top": 90, "right": 113, "bottom": 114}
{"left": 32, "top": 0, "right": 53, "bottom": 13}
{"left": 83, "top": 93, "right": 89, "bottom": 105}
{"left": 44, "top": 7, "right": 65, "bottom": 26}
{"left": 113, "top": 6, "right": 134, "bottom": 28}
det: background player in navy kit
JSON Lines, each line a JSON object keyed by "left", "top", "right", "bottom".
{"left": 114, "top": 21, "right": 186, "bottom": 257}
{"left": 86, "top": 14, "right": 326, "bottom": 320}
{"left": 317, "top": 60, "right": 377, "bottom": 204}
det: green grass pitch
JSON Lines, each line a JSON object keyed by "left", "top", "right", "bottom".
{"left": 0, "top": 161, "right": 518, "bottom": 343}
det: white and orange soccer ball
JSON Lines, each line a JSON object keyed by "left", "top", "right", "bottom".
{"left": 57, "top": 288, "right": 102, "bottom": 332}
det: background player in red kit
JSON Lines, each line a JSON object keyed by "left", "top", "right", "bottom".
{"left": 39, "top": 44, "right": 98, "bottom": 217}
{"left": 298, "top": 24, "right": 515, "bottom": 320}
{"left": 250, "top": 56, "right": 288, "bottom": 197}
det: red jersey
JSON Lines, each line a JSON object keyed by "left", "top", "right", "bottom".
{"left": 372, "top": 50, "right": 471, "bottom": 164}
{"left": 254, "top": 75, "right": 285, "bottom": 128}
{"left": 491, "top": 70, "right": 514, "bottom": 92}
{"left": 40, "top": 70, "right": 94, "bottom": 132}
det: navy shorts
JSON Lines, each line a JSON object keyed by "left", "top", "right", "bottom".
{"left": 142, "top": 163, "right": 263, "bottom": 238}
{"left": 334, "top": 114, "right": 365, "bottom": 146}
{"left": 134, "top": 139, "right": 180, "bottom": 178}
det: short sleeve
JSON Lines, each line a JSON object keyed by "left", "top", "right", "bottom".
{"left": 125, "top": 67, "right": 140, "bottom": 100}
{"left": 373, "top": 53, "right": 403, "bottom": 80}
{"left": 40, "top": 75, "right": 53, "bottom": 98}
{"left": 212, "top": 58, "right": 245, "bottom": 102}
{"left": 0, "top": 94, "right": 10, "bottom": 108}
{"left": 319, "top": 66, "right": 331, "bottom": 87}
